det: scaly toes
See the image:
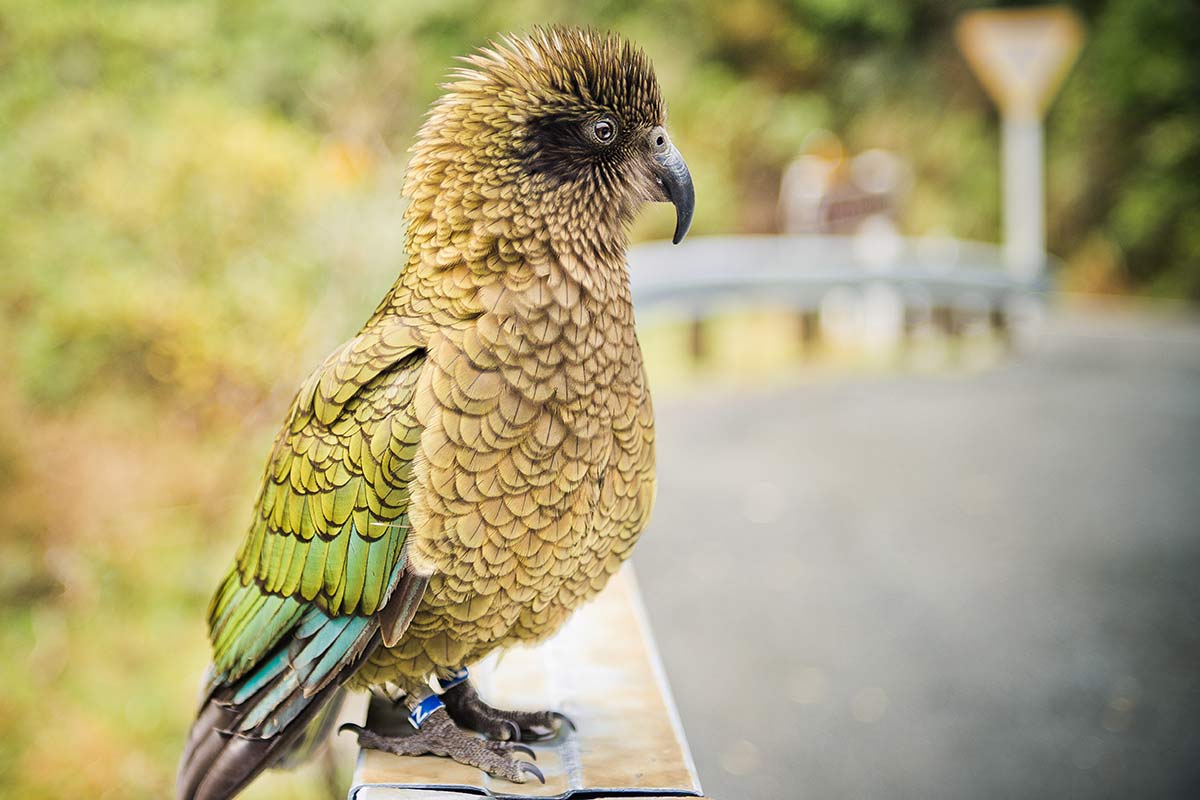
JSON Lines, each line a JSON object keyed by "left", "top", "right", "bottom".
{"left": 469, "top": 713, "right": 521, "bottom": 742}
{"left": 506, "top": 709, "right": 575, "bottom": 742}
{"left": 338, "top": 723, "right": 410, "bottom": 755}
{"left": 441, "top": 681, "right": 575, "bottom": 743}
{"left": 339, "top": 711, "right": 541, "bottom": 784}
{"left": 487, "top": 740, "right": 537, "bottom": 760}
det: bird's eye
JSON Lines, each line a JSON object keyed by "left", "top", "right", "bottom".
{"left": 592, "top": 118, "right": 616, "bottom": 144}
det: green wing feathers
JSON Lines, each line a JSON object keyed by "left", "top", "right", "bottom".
{"left": 208, "top": 324, "right": 425, "bottom": 682}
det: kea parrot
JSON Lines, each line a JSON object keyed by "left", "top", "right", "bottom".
{"left": 177, "top": 26, "right": 694, "bottom": 800}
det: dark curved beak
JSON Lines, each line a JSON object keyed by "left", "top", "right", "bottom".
{"left": 649, "top": 128, "right": 695, "bottom": 244}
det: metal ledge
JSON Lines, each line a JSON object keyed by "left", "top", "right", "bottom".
{"left": 347, "top": 567, "right": 707, "bottom": 800}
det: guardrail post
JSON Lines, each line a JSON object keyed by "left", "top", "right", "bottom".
{"left": 688, "top": 317, "right": 707, "bottom": 365}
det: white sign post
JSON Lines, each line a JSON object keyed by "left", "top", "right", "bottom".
{"left": 956, "top": 7, "right": 1084, "bottom": 281}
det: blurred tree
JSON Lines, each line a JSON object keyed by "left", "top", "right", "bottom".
{"left": 2, "top": 0, "right": 1197, "bottom": 418}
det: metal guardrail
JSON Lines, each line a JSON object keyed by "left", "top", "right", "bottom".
{"left": 629, "top": 234, "right": 1045, "bottom": 311}
{"left": 627, "top": 234, "right": 1048, "bottom": 356}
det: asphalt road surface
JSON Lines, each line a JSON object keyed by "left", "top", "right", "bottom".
{"left": 634, "top": 309, "right": 1200, "bottom": 800}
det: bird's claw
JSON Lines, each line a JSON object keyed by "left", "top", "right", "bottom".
{"left": 519, "top": 710, "right": 573, "bottom": 742}
{"left": 520, "top": 761, "right": 546, "bottom": 784}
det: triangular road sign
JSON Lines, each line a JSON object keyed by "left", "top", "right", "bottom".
{"left": 956, "top": 6, "right": 1084, "bottom": 118}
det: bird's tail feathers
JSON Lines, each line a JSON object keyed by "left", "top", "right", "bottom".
{"left": 272, "top": 687, "right": 347, "bottom": 771}
{"left": 176, "top": 608, "right": 379, "bottom": 800}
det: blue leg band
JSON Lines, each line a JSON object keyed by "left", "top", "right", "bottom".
{"left": 408, "top": 694, "right": 445, "bottom": 729}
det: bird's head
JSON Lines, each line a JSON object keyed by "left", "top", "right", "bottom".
{"left": 404, "top": 27, "right": 694, "bottom": 266}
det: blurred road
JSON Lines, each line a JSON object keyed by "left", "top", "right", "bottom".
{"left": 634, "top": 309, "right": 1200, "bottom": 800}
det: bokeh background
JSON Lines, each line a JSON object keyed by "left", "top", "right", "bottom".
{"left": 2, "top": 1, "right": 1198, "bottom": 798}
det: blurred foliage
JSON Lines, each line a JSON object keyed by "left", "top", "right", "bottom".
{"left": 0, "top": 0, "right": 1196, "bottom": 797}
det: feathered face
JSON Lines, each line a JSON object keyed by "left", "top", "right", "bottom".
{"left": 408, "top": 27, "right": 694, "bottom": 250}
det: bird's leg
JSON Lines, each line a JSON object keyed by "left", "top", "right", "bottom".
{"left": 438, "top": 668, "right": 575, "bottom": 743}
{"left": 340, "top": 693, "right": 543, "bottom": 784}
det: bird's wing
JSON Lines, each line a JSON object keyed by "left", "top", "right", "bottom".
{"left": 210, "top": 323, "right": 425, "bottom": 681}
{"left": 178, "top": 322, "right": 430, "bottom": 800}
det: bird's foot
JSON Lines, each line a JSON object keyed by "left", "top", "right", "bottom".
{"left": 340, "top": 706, "right": 543, "bottom": 785}
{"left": 441, "top": 676, "right": 574, "bottom": 743}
